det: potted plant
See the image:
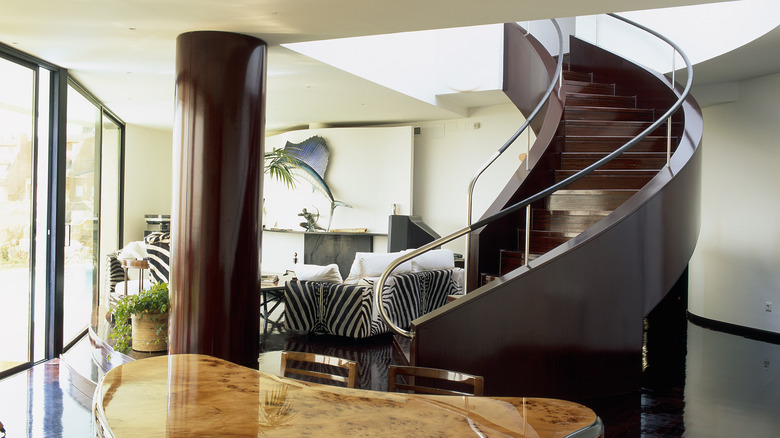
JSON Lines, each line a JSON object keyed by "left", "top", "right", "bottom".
{"left": 110, "top": 282, "right": 169, "bottom": 354}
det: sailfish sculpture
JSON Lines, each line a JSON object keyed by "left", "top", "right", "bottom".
{"left": 283, "top": 135, "right": 351, "bottom": 231}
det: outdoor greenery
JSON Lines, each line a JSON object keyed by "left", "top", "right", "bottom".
{"left": 110, "top": 282, "right": 169, "bottom": 354}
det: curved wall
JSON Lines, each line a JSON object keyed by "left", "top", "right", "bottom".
{"left": 689, "top": 72, "right": 780, "bottom": 336}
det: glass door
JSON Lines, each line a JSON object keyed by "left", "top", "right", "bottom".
{"left": 96, "top": 115, "right": 121, "bottom": 328}
{"left": 0, "top": 56, "right": 35, "bottom": 373}
{"left": 63, "top": 85, "right": 100, "bottom": 345}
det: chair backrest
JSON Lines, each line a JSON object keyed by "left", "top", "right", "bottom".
{"left": 387, "top": 365, "right": 484, "bottom": 396}
{"left": 280, "top": 351, "right": 358, "bottom": 388}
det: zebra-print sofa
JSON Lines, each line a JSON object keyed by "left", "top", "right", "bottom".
{"left": 283, "top": 268, "right": 461, "bottom": 339}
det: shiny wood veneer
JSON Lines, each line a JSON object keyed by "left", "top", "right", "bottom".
{"left": 94, "top": 354, "right": 599, "bottom": 437}
{"left": 171, "top": 31, "right": 266, "bottom": 367}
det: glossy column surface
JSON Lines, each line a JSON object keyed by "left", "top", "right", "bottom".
{"left": 171, "top": 31, "right": 266, "bottom": 367}
{"left": 94, "top": 354, "right": 600, "bottom": 437}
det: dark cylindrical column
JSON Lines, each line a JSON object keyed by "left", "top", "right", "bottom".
{"left": 170, "top": 31, "right": 266, "bottom": 368}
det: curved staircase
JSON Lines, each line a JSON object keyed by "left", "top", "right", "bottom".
{"left": 498, "top": 66, "right": 677, "bottom": 274}
{"left": 402, "top": 24, "right": 703, "bottom": 401}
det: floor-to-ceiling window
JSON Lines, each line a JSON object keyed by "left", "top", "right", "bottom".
{"left": 0, "top": 45, "right": 124, "bottom": 376}
{"left": 0, "top": 55, "right": 36, "bottom": 374}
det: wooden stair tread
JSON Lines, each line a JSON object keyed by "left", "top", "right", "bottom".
{"left": 563, "top": 135, "right": 676, "bottom": 153}
{"left": 559, "top": 154, "right": 667, "bottom": 171}
{"left": 555, "top": 168, "right": 658, "bottom": 174}
{"left": 554, "top": 189, "right": 639, "bottom": 194}
{"left": 564, "top": 106, "right": 655, "bottom": 122}
{"left": 562, "top": 70, "right": 592, "bottom": 82}
{"left": 534, "top": 209, "right": 612, "bottom": 217}
{"left": 562, "top": 151, "right": 666, "bottom": 156}
{"left": 563, "top": 120, "right": 668, "bottom": 137}
{"left": 531, "top": 209, "right": 609, "bottom": 232}
{"left": 564, "top": 81, "right": 615, "bottom": 95}
{"left": 554, "top": 173, "right": 656, "bottom": 190}
{"left": 547, "top": 190, "right": 637, "bottom": 211}
{"left": 566, "top": 93, "right": 636, "bottom": 108}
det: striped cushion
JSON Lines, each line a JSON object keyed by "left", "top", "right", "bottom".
{"left": 144, "top": 232, "right": 170, "bottom": 284}
{"left": 105, "top": 250, "right": 124, "bottom": 309}
{"left": 284, "top": 269, "right": 457, "bottom": 339}
{"left": 285, "top": 281, "right": 375, "bottom": 338}
{"left": 377, "top": 269, "right": 454, "bottom": 330}
{"left": 105, "top": 250, "right": 124, "bottom": 294}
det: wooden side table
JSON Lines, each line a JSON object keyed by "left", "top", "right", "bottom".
{"left": 121, "top": 259, "right": 150, "bottom": 295}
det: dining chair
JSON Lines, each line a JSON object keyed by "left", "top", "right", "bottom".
{"left": 387, "top": 365, "right": 484, "bottom": 396}
{"left": 280, "top": 351, "right": 358, "bottom": 388}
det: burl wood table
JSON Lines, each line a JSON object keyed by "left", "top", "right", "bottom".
{"left": 93, "top": 354, "right": 603, "bottom": 437}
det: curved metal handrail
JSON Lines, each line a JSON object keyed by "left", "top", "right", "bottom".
{"left": 465, "top": 19, "right": 564, "bottom": 286}
{"left": 376, "top": 13, "right": 694, "bottom": 338}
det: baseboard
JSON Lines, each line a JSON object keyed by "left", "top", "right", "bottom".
{"left": 687, "top": 311, "right": 780, "bottom": 345}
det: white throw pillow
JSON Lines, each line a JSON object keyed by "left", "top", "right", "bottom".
{"left": 119, "top": 240, "right": 148, "bottom": 260}
{"left": 294, "top": 263, "right": 343, "bottom": 283}
{"left": 118, "top": 241, "right": 151, "bottom": 281}
{"left": 343, "top": 252, "right": 413, "bottom": 284}
{"left": 410, "top": 249, "right": 455, "bottom": 272}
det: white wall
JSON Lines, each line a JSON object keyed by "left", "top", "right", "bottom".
{"left": 689, "top": 72, "right": 780, "bottom": 335}
{"left": 263, "top": 126, "right": 413, "bottom": 232}
{"left": 411, "top": 103, "right": 528, "bottom": 255}
{"left": 261, "top": 126, "right": 412, "bottom": 274}
{"left": 122, "top": 125, "right": 173, "bottom": 245}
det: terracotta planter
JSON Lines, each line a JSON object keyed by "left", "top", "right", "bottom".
{"left": 131, "top": 312, "right": 168, "bottom": 352}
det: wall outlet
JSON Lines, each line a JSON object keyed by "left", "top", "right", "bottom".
{"left": 766, "top": 302, "right": 773, "bottom": 312}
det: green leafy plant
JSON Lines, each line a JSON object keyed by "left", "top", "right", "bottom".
{"left": 264, "top": 148, "right": 301, "bottom": 189}
{"left": 110, "top": 282, "right": 169, "bottom": 354}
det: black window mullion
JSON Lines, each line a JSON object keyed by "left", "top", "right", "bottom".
{"left": 45, "top": 68, "right": 68, "bottom": 359}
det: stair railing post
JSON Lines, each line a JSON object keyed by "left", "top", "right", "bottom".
{"left": 667, "top": 47, "right": 676, "bottom": 167}
{"left": 526, "top": 128, "right": 530, "bottom": 171}
{"left": 524, "top": 205, "right": 531, "bottom": 267}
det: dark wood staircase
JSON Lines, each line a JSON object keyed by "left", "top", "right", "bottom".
{"left": 408, "top": 28, "right": 702, "bottom": 401}
{"left": 494, "top": 68, "right": 677, "bottom": 277}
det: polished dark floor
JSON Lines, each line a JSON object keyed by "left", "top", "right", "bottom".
{"left": 2, "top": 305, "right": 779, "bottom": 437}
{"left": 0, "top": 359, "right": 93, "bottom": 437}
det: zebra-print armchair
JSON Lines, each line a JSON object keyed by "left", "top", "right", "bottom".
{"left": 105, "top": 231, "right": 170, "bottom": 309}
{"left": 283, "top": 269, "right": 461, "bottom": 339}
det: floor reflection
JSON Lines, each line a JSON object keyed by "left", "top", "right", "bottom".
{"left": 0, "top": 361, "right": 92, "bottom": 438}
{"left": 684, "top": 322, "right": 780, "bottom": 437}
{"left": 1, "top": 310, "right": 779, "bottom": 437}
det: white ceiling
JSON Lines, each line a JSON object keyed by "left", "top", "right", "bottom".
{"left": 1, "top": 0, "right": 771, "bottom": 133}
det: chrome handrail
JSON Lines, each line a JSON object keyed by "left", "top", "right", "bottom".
{"left": 376, "top": 13, "right": 693, "bottom": 338}
{"left": 465, "top": 19, "right": 564, "bottom": 287}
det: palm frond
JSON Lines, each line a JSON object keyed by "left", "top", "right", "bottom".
{"left": 264, "top": 148, "right": 301, "bottom": 189}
